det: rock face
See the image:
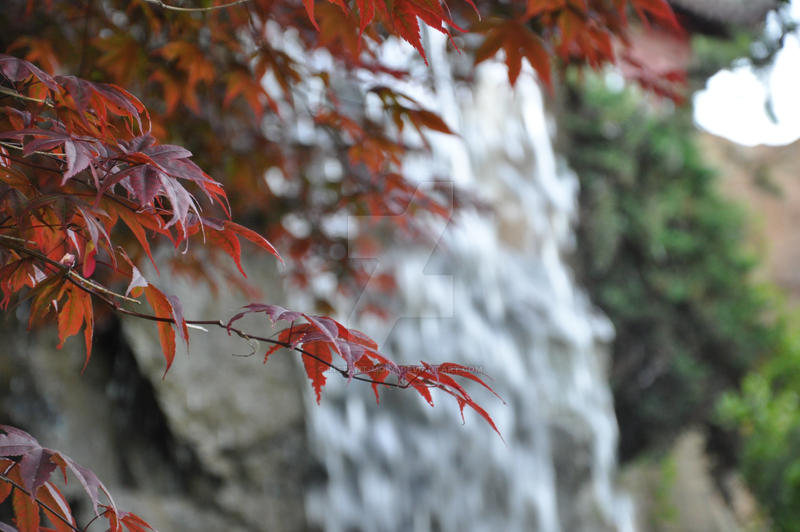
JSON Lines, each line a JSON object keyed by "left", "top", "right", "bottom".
{"left": 0, "top": 258, "right": 316, "bottom": 532}
{"left": 120, "top": 261, "right": 317, "bottom": 531}
{"left": 700, "top": 133, "right": 800, "bottom": 301}
{"left": 621, "top": 430, "right": 762, "bottom": 532}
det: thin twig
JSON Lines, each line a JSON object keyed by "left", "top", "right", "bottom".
{"left": 144, "top": 0, "right": 251, "bottom": 12}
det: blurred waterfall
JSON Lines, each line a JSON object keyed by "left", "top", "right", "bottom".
{"left": 305, "top": 34, "right": 634, "bottom": 532}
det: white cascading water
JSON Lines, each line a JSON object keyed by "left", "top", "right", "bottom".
{"left": 304, "top": 32, "right": 635, "bottom": 532}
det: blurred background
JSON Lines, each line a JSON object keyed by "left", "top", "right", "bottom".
{"left": 4, "top": 1, "right": 800, "bottom": 531}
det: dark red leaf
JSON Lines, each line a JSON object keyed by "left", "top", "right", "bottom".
{"left": 0, "top": 426, "right": 40, "bottom": 458}
{"left": 223, "top": 220, "right": 282, "bottom": 263}
{"left": 49, "top": 452, "right": 106, "bottom": 516}
{"left": 0, "top": 53, "right": 58, "bottom": 90}
{"left": 17, "top": 447, "right": 56, "bottom": 495}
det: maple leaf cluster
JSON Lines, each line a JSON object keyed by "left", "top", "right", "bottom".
{"left": 0, "top": 53, "right": 278, "bottom": 369}
{"left": 474, "top": 0, "right": 686, "bottom": 97}
{"left": 0, "top": 0, "right": 686, "bottom": 297}
{"left": 228, "top": 303, "right": 503, "bottom": 434}
{"left": 0, "top": 425, "right": 157, "bottom": 532}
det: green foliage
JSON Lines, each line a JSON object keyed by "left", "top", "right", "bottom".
{"left": 653, "top": 453, "right": 679, "bottom": 525}
{"left": 564, "top": 60, "right": 800, "bottom": 532}
{"left": 689, "top": 31, "right": 755, "bottom": 81}
{"left": 718, "top": 309, "right": 800, "bottom": 532}
{"left": 564, "top": 77, "right": 779, "bottom": 459}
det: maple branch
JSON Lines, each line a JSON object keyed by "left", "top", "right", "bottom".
{"left": 143, "top": 0, "right": 251, "bottom": 12}
{"left": 0, "top": 473, "right": 81, "bottom": 532}
{"left": 0, "top": 234, "right": 140, "bottom": 304}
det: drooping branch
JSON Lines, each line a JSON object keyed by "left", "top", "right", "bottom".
{"left": 0, "top": 427, "right": 157, "bottom": 532}
{"left": 79, "top": 283, "right": 413, "bottom": 391}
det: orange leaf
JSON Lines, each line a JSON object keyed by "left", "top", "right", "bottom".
{"left": 409, "top": 109, "right": 453, "bottom": 135}
{"left": 632, "top": 0, "right": 681, "bottom": 31}
{"left": 119, "top": 510, "right": 157, "bottom": 532}
{"left": 223, "top": 220, "right": 282, "bottom": 264}
{"left": 206, "top": 228, "right": 246, "bottom": 277}
{"left": 0, "top": 473, "right": 11, "bottom": 504}
{"left": 116, "top": 207, "right": 159, "bottom": 272}
{"left": 521, "top": 29, "right": 551, "bottom": 89}
{"left": 391, "top": 0, "right": 426, "bottom": 61}
{"left": 82, "top": 241, "right": 96, "bottom": 278}
{"left": 12, "top": 487, "right": 40, "bottom": 532}
{"left": 37, "top": 482, "right": 76, "bottom": 532}
{"left": 525, "top": 0, "right": 564, "bottom": 19}
{"left": 474, "top": 20, "right": 551, "bottom": 87}
{"left": 304, "top": 0, "right": 319, "bottom": 30}
{"left": 263, "top": 343, "right": 282, "bottom": 364}
{"left": 144, "top": 285, "right": 176, "bottom": 373}
{"left": 27, "top": 275, "right": 62, "bottom": 328}
{"left": 57, "top": 286, "right": 85, "bottom": 349}
{"left": 223, "top": 70, "right": 267, "bottom": 119}
{"left": 301, "top": 341, "right": 333, "bottom": 404}
{"left": 80, "top": 288, "right": 94, "bottom": 373}
{"left": 355, "top": 0, "right": 376, "bottom": 37}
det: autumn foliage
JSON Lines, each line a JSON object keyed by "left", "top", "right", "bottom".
{"left": 0, "top": 0, "right": 683, "bottom": 529}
